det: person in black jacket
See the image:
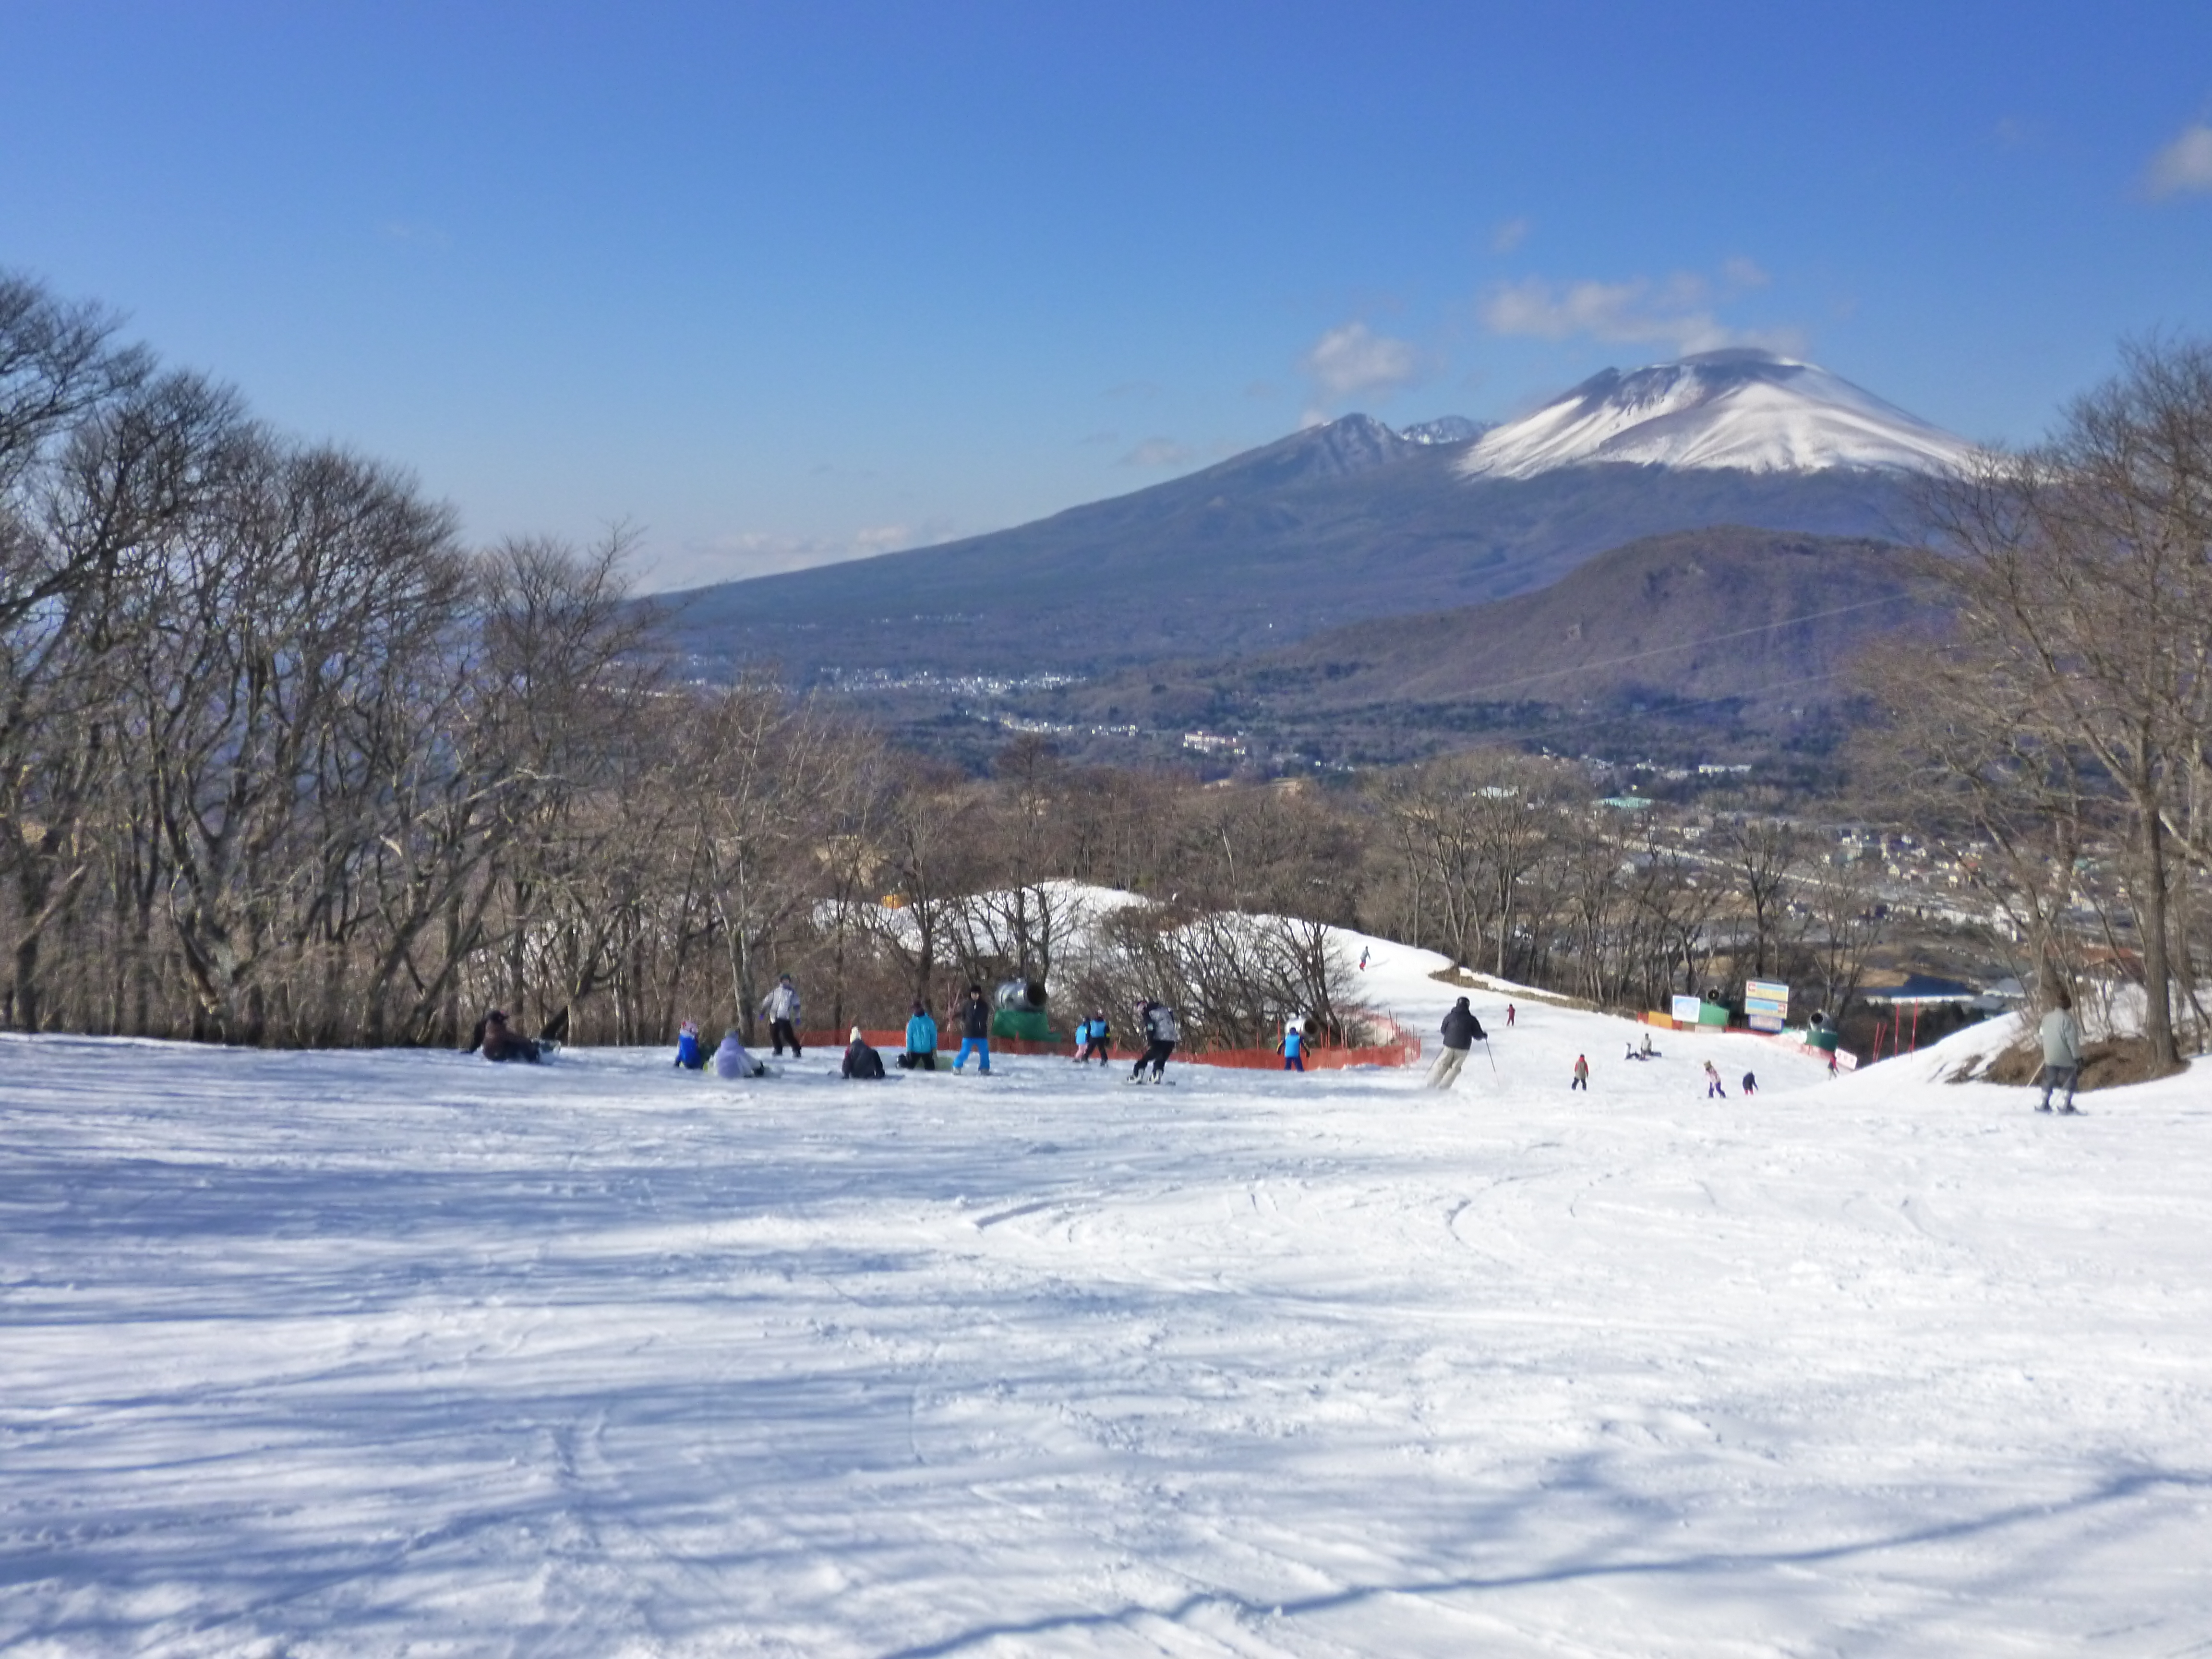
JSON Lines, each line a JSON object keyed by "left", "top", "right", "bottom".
{"left": 475, "top": 1010, "right": 543, "bottom": 1064}
{"left": 842, "top": 1025, "right": 886, "bottom": 1080}
{"left": 1424, "top": 997, "right": 1485, "bottom": 1089}
{"left": 953, "top": 985, "right": 992, "bottom": 1074}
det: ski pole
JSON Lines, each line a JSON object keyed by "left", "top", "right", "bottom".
{"left": 1483, "top": 1036, "right": 1497, "bottom": 1074}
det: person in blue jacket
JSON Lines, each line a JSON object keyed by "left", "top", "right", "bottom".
{"left": 673, "top": 1019, "right": 705, "bottom": 1070}
{"left": 1076, "top": 1011, "right": 1112, "bottom": 1065}
{"left": 1279, "top": 1019, "right": 1305, "bottom": 1072}
{"left": 899, "top": 1001, "right": 938, "bottom": 1071}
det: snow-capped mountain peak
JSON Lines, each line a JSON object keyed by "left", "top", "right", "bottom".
{"left": 1458, "top": 349, "right": 1972, "bottom": 480}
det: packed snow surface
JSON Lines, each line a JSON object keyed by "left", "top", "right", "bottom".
{"left": 1459, "top": 349, "right": 1976, "bottom": 479}
{"left": 5, "top": 938, "right": 2210, "bottom": 1656}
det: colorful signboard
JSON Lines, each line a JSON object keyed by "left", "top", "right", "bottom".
{"left": 1671, "top": 994, "right": 1704, "bottom": 1025}
{"left": 1744, "top": 977, "right": 1791, "bottom": 1034}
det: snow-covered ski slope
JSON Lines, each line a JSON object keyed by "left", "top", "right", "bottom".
{"left": 4, "top": 936, "right": 2209, "bottom": 1657}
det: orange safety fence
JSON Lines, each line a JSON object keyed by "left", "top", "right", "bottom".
{"left": 797, "top": 1013, "right": 1423, "bottom": 1071}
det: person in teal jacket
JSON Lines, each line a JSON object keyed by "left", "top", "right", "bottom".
{"left": 900, "top": 1001, "right": 938, "bottom": 1071}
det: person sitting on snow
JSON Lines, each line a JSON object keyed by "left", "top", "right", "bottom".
{"left": 713, "top": 1030, "right": 765, "bottom": 1079}
{"left": 900, "top": 1002, "right": 938, "bottom": 1071}
{"left": 477, "top": 1010, "right": 543, "bottom": 1064}
{"left": 673, "top": 1019, "right": 705, "bottom": 1070}
{"left": 842, "top": 1025, "right": 886, "bottom": 1080}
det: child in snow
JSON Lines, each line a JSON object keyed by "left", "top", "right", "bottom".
{"left": 713, "top": 1031, "right": 765, "bottom": 1079}
{"left": 1704, "top": 1059, "right": 1727, "bottom": 1098}
{"left": 1741, "top": 1070, "right": 1757, "bottom": 1095}
{"left": 954, "top": 985, "right": 992, "bottom": 1074}
{"left": 1130, "top": 999, "right": 1178, "bottom": 1083}
{"left": 1279, "top": 1020, "right": 1305, "bottom": 1072}
{"left": 1507, "top": 1003, "right": 1516, "bottom": 1027}
{"left": 900, "top": 1001, "right": 938, "bottom": 1070}
{"left": 842, "top": 1026, "right": 886, "bottom": 1080}
{"left": 760, "top": 974, "right": 802, "bottom": 1057}
{"left": 1571, "top": 1054, "right": 1588, "bottom": 1090}
{"left": 477, "top": 1010, "right": 542, "bottom": 1064}
{"left": 1076, "top": 1011, "right": 1112, "bottom": 1065}
{"left": 673, "top": 1020, "right": 704, "bottom": 1070}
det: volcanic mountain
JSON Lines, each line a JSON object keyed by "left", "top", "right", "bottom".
{"left": 655, "top": 353, "right": 1966, "bottom": 687}
{"left": 1460, "top": 349, "right": 1974, "bottom": 479}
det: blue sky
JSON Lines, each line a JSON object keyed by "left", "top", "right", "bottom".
{"left": 5, "top": 2, "right": 2210, "bottom": 589}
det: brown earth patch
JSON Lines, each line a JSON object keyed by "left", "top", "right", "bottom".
{"left": 1979, "top": 1035, "right": 2186, "bottom": 1093}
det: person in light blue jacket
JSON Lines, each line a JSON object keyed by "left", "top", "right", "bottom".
{"left": 900, "top": 1001, "right": 938, "bottom": 1071}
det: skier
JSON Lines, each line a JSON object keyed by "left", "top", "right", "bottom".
{"left": 713, "top": 1030, "right": 765, "bottom": 1079}
{"left": 476, "top": 1010, "right": 543, "bottom": 1063}
{"left": 1358, "top": 946, "right": 1370, "bottom": 971}
{"left": 841, "top": 1025, "right": 886, "bottom": 1080}
{"left": 1704, "top": 1059, "right": 1727, "bottom": 1099}
{"left": 1741, "top": 1070, "right": 1757, "bottom": 1095}
{"left": 1130, "top": 999, "right": 1178, "bottom": 1083}
{"left": 899, "top": 1001, "right": 938, "bottom": 1071}
{"left": 1279, "top": 1019, "right": 1305, "bottom": 1072}
{"left": 1571, "top": 1054, "right": 1588, "bottom": 1091}
{"left": 1507, "top": 1003, "right": 1516, "bottom": 1027}
{"left": 673, "top": 1019, "right": 705, "bottom": 1071}
{"left": 953, "top": 984, "right": 992, "bottom": 1074}
{"left": 2038, "top": 989, "right": 2083, "bottom": 1114}
{"left": 760, "top": 974, "right": 803, "bottom": 1058}
{"left": 1424, "top": 997, "right": 1485, "bottom": 1089}
{"left": 1076, "top": 1010, "right": 1112, "bottom": 1065}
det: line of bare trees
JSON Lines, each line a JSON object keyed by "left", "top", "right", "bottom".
{"left": 2, "top": 272, "right": 1912, "bottom": 1051}
{"left": 21, "top": 272, "right": 2194, "bottom": 1058}
{"left": 1862, "top": 336, "right": 2212, "bottom": 1067}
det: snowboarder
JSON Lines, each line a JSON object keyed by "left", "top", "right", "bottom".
{"left": 1507, "top": 1003, "right": 1516, "bottom": 1027}
{"left": 1076, "top": 1011, "right": 1112, "bottom": 1065}
{"left": 953, "top": 985, "right": 992, "bottom": 1074}
{"left": 899, "top": 1001, "right": 938, "bottom": 1070}
{"left": 1640, "top": 1032, "right": 1657, "bottom": 1058}
{"left": 1424, "top": 997, "right": 1485, "bottom": 1089}
{"left": 1279, "top": 1020, "right": 1305, "bottom": 1072}
{"left": 1358, "top": 946, "right": 1370, "bottom": 971}
{"left": 673, "top": 1019, "right": 704, "bottom": 1071}
{"left": 475, "top": 1010, "right": 543, "bottom": 1063}
{"left": 760, "top": 974, "right": 802, "bottom": 1058}
{"left": 1130, "top": 999, "right": 1178, "bottom": 1083}
{"left": 1571, "top": 1054, "right": 1588, "bottom": 1091}
{"left": 1741, "top": 1070, "right": 1757, "bottom": 1095}
{"left": 2038, "top": 989, "right": 2083, "bottom": 1114}
{"left": 713, "top": 1030, "right": 765, "bottom": 1079}
{"left": 842, "top": 1025, "right": 886, "bottom": 1080}
{"left": 1704, "top": 1059, "right": 1727, "bottom": 1099}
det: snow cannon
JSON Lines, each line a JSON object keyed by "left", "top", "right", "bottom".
{"left": 992, "top": 978, "right": 1052, "bottom": 1042}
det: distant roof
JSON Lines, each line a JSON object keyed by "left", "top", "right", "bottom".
{"left": 1861, "top": 974, "right": 1978, "bottom": 1003}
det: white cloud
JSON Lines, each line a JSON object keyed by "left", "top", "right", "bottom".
{"left": 1480, "top": 270, "right": 1803, "bottom": 357}
{"left": 1491, "top": 216, "right": 1530, "bottom": 254}
{"left": 1299, "top": 321, "right": 1422, "bottom": 402}
{"left": 2145, "top": 122, "right": 2212, "bottom": 198}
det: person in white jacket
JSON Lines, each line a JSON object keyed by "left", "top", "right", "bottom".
{"left": 760, "top": 975, "right": 802, "bottom": 1058}
{"left": 2038, "top": 990, "right": 2083, "bottom": 1114}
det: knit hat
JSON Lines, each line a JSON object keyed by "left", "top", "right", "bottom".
{"left": 849, "top": 1025, "right": 864, "bottom": 1043}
